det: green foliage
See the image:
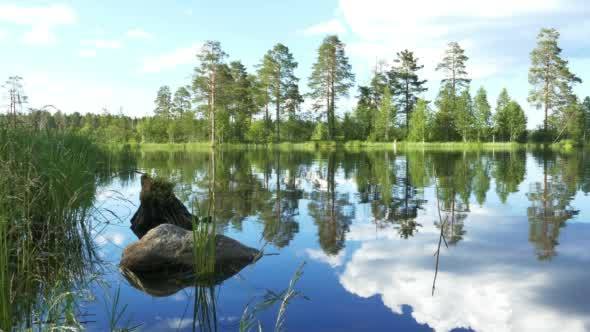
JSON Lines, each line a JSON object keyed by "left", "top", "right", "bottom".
{"left": 246, "top": 120, "right": 271, "bottom": 144}
{"left": 432, "top": 84, "right": 459, "bottom": 141}
{"left": 371, "top": 85, "right": 396, "bottom": 141}
{"left": 311, "top": 122, "right": 328, "bottom": 141}
{"left": 352, "top": 86, "right": 377, "bottom": 140}
{"left": 494, "top": 89, "right": 527, "bottom": 142}
{"left": 455, "top": 89, "right": 474, "bottom": 142}
{"left": 583, "top": 97, "right": 590, "bottom": 142}
{"left": 473, "top": 87, "right": 492, "bottom": 141}
{"left": 408, "top": 99, "right": 430, "bottom": 142}
{"left": 557, "top": 98, "right": 585, "bottom": 143}
{"left": 505, "top": 101, "right": 527, "bottom": 142}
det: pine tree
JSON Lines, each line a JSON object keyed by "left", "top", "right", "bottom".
{"left": 436, "top": 42, "right": 470, "bottom": 99}
{"left": 494, "top": 88, "right": 512, "bottom": 141}
{"left": 528, "top": 28, "right": 581, "bottom": 139}
{"left": 154, "top": 85, "right": 172, "bottom": 118}
{"left": 172, "top": 86, "right": 191, "bottom": 117}
{"left": 257, "top": 44, "right": 299, "bottom": 141}
{"left": 435, "top": 42, "right": 470, "bottom": 141}
{"left": 473, "top": 87, "right": 492, "bottom": 142}
{"left": 353, "top": 86, "right": 376, "bottom": 140}
{"left": 389, "top": 50, "right": 427, "bottom": 132}
{"left": 308, "top": 35, "right": 355, "bottom": 139}
{"left": 369, "top": 61, "right": 389, "bottom": 106}
{"left": 227, "top": 61, "right": 256, "bottom": 141}
{"left": 192, "top": 40, "right": 228, "bottom": 145}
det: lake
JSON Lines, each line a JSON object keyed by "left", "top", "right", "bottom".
{"left": 82, "top": 147, "right": 590, "bottom": 331}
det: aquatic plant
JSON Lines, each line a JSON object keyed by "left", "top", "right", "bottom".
{"left": 0, "top": 127, "right": 103, "bottom": 330}
{"left": 239, "top": 262, "right": 307, "bottom": 332}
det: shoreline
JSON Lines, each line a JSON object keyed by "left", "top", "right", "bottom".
{"left": 113, "top": 141, "right": 579, "bottom": 152}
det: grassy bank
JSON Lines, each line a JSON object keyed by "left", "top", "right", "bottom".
{"left": 0, "top": 127, "right": 103, "bottom": 330}
{"left": 131, "top": 140, "right": 531, "bottom": 152}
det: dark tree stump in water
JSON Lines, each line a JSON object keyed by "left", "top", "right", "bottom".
{"left": 130, "top": 175, "right": 193, "bottom": 238}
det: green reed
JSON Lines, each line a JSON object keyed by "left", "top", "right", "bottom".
{"left": 0, "top": 127, "right": 103, "bottom": 331}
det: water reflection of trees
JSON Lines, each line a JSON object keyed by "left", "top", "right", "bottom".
{"left": 260, "top": 151, "right": 303, "bottom": 248}
{"left": 308, "top": 152, "right": 354, "bottom": 255}
{"left": 527, "top": 151, "right": 580, "bottom": 260}
{"left": 106, "top": 147, "right": 590, "bottom": 261}
{"left": 493, "top": 151, "right": 526, "bottom": 203}
{"left": 431, "top": 152, "right": 470, "bottom": 245}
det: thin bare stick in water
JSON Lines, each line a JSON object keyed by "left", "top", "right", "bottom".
{"left": 432, "top": 166, "right": 448, "bottom": 296}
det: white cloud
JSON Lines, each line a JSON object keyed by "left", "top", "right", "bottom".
{"left": 141, "top": 43, "right": 201, "bottom": 73}
{"left": 305, "top": 248, "right": 345, "bottom": 267}
{"left": 303, "top": 19, "right": 347, "bottom": 36}
{"left": 166, "top": 318, "right": 193, "bottom": 329}
{"left": 126, "top": 28, "right": 152, "bottom": 39}
{"left": 95, "top": 231, "right": 126, "bottom": 246}
{"left": 0, "top": 4, "right": 76, "bottom": 45}
{"left": 338, "top": 0, "right": 567, "bottom": 42}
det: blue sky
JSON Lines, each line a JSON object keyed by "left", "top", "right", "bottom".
{"left": 1, "top": 0, "right": 589, "bottom": 128}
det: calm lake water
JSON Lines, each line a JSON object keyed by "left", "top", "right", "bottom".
{"left": 84, "top": 148, "right": 590, "bottom": 332}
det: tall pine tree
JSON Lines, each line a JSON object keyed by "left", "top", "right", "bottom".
{"left": 154, "top": 85, "right": 172, "bottom": 118}
{"left": 257, "top": 43, "right": 300, "bottom": 141}
{"left": 192, "top": 40, "right": 228, "bottom": 145}
{"left": 308, "top": 35, "right": 355, "bottom": 139}
{"left": 473, "top": 87, "right": 492, "bottom": 142}
{"left": 389, "top": 50, "right": 427, "bottom": 132}
{"left": 528, "top": 28, "right": 581, "bottom": 139}
{"left": 436, "top": 42, "right": 470, "bottom": 99}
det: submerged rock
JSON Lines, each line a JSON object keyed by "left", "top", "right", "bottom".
{"left": 120, "top": 224, "right": 260, "bottom": 273}
{"left": 123, "top": 177, "right": 260, "bottom": 296}
{"left": 121, "top": 255, "right": 253, "bottom": 297}
{"left": 130, "top": 175, "right": 194, "bottom": 238}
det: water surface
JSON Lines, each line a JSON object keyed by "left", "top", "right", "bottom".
{"left": 87, "top": 148, "right": 590, "bottom": 331}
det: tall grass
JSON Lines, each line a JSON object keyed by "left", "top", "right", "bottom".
{"left": 239, "top": 262, "right": 307, "bottom": 332}
{"left": 190, "top": 196, "right": 219, "bottom": 332}
{"left": 0, "top": 218, "right": 10, "bottom": 331}
{"left": 191, "top": 216, "right": 216, "bottom": 283}
{"left": 0, "top": 127, "right": 103, "bottom": 330}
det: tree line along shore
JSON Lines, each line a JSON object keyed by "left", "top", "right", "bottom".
{"left": 3, "top": 28, "right": 588, "bottom": 146}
